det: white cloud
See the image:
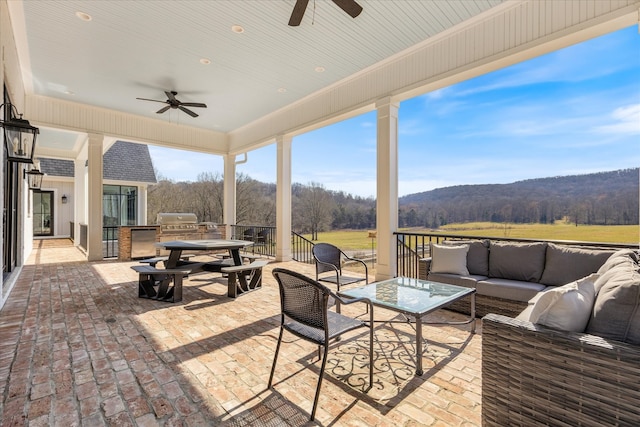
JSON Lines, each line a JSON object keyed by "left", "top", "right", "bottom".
{"left": 593, "top": 104, "right": 640, "bottom": 135}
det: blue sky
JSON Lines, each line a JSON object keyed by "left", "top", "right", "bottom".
{"left": 149, "top": 26, "right": 640, "bottom": 198}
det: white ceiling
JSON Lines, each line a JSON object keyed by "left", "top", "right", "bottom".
{"left": 9, "top": 0, "right": 503, "bottom": 149}
{"left": 7, "top": 0, "right": 637, "bottom": 158}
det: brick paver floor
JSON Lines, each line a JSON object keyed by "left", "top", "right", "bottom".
{"left": 0, "top": 242, "right": 482, "bottom": 426}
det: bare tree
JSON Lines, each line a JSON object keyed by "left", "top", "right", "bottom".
{"left": 295, "top": 182, "right": 334, "bottom": 240}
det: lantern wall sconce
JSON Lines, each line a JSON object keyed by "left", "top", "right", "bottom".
{"left": 61, "top": 194, "right": 68, "bottom": 204}
{"left": 24, "top": 168, "right": 44, "bottom": 190}
{"left": 1, "top": 103, "right": 40, "bottom": 163}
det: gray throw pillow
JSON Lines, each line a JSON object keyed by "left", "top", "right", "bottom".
{"left": 489, "top": 241, "right": 547, "bottom": 282}
{"left": 442, "top": 239, "right": 489, "bottom": 276}
{"left": 586, "top": 255, "right": 640, "bottom": 344}
{"left": 539, "top": 243, "right": 614, "bottom": 286}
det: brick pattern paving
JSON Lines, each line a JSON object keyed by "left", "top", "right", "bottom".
{"left": 0, "top": 245, "right": 482, "bottom": 426}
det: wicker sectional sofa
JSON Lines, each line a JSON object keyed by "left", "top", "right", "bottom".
{"left": 482, "top": 249, "right": 640, "bottom": 426}
{"left": 418, "top": 240, "right": 615, "bottom": 317}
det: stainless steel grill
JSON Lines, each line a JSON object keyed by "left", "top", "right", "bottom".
{"left": 156, "top": 213, "right": 198, "bottom": 233}
{"left": 156, "top": 213, "right": 223, "bottom": 255}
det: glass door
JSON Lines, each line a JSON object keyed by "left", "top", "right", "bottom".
{"left": 33, "top": 191, "right": 53, "bottom": 236}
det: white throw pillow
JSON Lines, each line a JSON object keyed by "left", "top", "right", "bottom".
{"left": 523, "top": 273, "right": 599, "bottom": 332}
{"left": 430, "top": 244, "right": 470, "bottom": 276}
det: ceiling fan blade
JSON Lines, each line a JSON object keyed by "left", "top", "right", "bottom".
{"left": 180, "top": 102, "right": 207, "bottom": 108}
{"left": 156, "top": 105, "right": 171, "bottom": 114}
{"left": 165, "top": 91, "right": 178, "bottom": 102}
{"left": 136, "top": 97, "right": 166, "bottom": 104}
{"left": 288, "top": 0, "right": 309, "bottom": 26}
{"left": 179, "top": 106, "right": 199, "bottom": 118}
{"left": 332, "top": 0, "right": 362, "bottom": 18}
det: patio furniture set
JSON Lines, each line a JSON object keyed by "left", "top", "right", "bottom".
{"left": 130, "top": 240, "right": 477, "bottom": 421}
{"left": 130, "top": 237, "right": 640, "bottom": 425}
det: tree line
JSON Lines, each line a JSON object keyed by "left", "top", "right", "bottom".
{"left": 147, "top": 171, "right": 375, "bottom": 235}
{"left": 147, "top": 168, "right": 638, "bottom": 236}
{"left": 399, "top": 168, "right": 639, "bottom": 228}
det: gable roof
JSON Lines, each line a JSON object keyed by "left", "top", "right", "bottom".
{"left": 39, "top": 141, "right": 157, "bottom": 184}
{"left": 103, "top": 142, "right": 157, "bottom": 183}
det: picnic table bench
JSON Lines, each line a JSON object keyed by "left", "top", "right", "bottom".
{"left": 221, "top": 260, "right": 269, "bottom": 298}
{"left": 131, "top": 262, "right": 205, "bottom": 303}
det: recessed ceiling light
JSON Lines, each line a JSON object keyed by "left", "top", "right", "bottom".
{"left": 277, "top": 87, "right": 287, "bottom": 93}
{"left": 231, "top": 25, "right": 244, "bottom": 33}
{"left": 200, "top": 58, "right": 211, "bottom": 65}
{"left": 65, "top": 90, "right": 75, "bottom": 95}
{"left": 75, "top": 11, "right": 92, "bottom": 21}
{"left": 314, "top": 66, "right": 325, "bottom": 73}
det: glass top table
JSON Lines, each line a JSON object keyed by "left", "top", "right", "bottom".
{"left": 340, "top": 277, "right": 476, "bottom": 376}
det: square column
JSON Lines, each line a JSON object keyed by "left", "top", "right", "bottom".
{"left": 276, "top": 135, "right": 292, "bottom": 261}
{"left": 223, "top": 153, "right": 237, "bottom": 238}
{"left": 375, "top": 98, "right": 399, "bottom": 280}
{"left": 87, "top": 133, "right": 104, "bottom": 261}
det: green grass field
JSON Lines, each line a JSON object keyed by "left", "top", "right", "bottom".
{"left": 304, "top": 222, "right": 639, "bottom": 251}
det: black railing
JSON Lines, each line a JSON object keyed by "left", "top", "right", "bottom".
{"left": 231, "top": 225, "right": 277, "bottom": 258}
{"left": 394, "top": 231, "right": 638, "bottom": 279}
{"left": 291, "top": 231, "right": 315, "bottom": 264}
{"left": 103, "top": 226, "right": 119, "bottom": 259}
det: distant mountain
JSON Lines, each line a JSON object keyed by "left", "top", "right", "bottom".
{"left": 398, "top": 168, "right": 639, "bottom": 227}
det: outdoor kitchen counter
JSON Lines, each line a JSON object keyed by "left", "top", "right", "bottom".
{"left": 157, "top": 239, "right": 254, "bottom": 272}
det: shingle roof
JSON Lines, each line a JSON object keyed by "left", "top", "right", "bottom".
{"left": 103, "top": 141, "right": 157, "bottom": 183}
{"left": 39, "top": 158, "right": 74, "bottom": 177}
{"left": 39, "top": 141, "right": 157, "bottom": 184}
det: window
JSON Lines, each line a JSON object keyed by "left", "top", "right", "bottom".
{"left": 103, "top": 185, "right": 137, "bottom": 226}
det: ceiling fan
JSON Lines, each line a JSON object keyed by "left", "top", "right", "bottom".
{"left": 136, "top": 91, "right": 207, "bottom": 118}
{"left": 288, "top": 0, "right": 362, "bottom": 26}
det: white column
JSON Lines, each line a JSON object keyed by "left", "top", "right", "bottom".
{"left": 223, "top": 153, "right": 237, "bottom": 239}
{"left": 375, "top": 98, "right": 399, "bottom": 280}
{"left": 276, "top": 135, "right": 292, "bottom": 262}
{"left": 87, "top": 133, "right": 104, "bottom": 261}
{"left": 73, "top": 157, "right": 87, "bottom": 247}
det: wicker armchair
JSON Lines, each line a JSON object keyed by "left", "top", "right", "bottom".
{"left": 268, "top": 268, "right": 374, "bottom": 421}
{"left": 482, "top": 313, "right": 640, "bottom": 426}
{"left": 312, "top": 242, "right": 368, "bottom": 291}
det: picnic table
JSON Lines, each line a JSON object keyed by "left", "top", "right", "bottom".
{"left": 131, "top": 239, "right": 265, "bottom": 302}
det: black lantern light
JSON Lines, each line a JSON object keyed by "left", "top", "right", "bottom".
{"left": 61, "top": 194, "right": 68, "bottom": 204}
{"left": 1, "top": 103, "right": 39, "bottom": 163}
{"left": 24, "top": 168, "right": 44, "bottom": 190}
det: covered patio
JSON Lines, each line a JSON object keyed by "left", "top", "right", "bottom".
{"left": 0, "top": 241, "right": 481, "bottom": 425}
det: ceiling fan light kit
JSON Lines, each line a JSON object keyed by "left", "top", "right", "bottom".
{"left": 136, "top": 91, "right": 207, "bottom": 118}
